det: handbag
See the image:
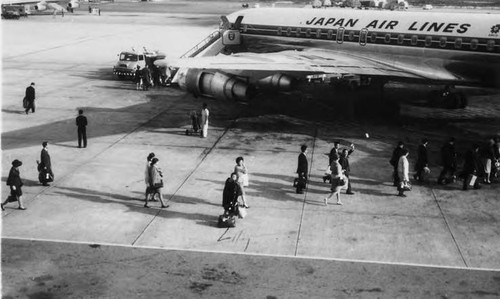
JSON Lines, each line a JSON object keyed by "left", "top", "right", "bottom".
{"left": 154, "top": 180, "right": 164, "bottom": 188}
{"left": 23, "top": 97, "right": 28, "bottom": 109}
{"left": 403, "top": 181, "right": 412, "bottom": 191}
{"left": 238, "top": 206, "right": 247, "bottom": 219}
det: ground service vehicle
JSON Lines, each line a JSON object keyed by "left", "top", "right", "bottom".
{"left": 112, "top": 48, "right": 165, "bottom": 79}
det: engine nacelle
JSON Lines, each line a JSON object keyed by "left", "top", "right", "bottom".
{"left": 35, "top": 2, "right": 47, "bottom": 10}
{"left": 178, "top": 69, "right": 251, "bottom": 101}
{"left": 68, "top": 1, "right": 79, "bottom": 8}
{"left": 257, "top": 73, "right": 295, "bottom": 91}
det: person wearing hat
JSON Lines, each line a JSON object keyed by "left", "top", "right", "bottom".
{"left": 145, "top": 157, "right": 168, "bottom": 209}
{"left": 1, "top": 159, "right": 26, "bottom": 210}
{"left": 24, "top": 82, "right": 36, "bottom": 114}
{"left": 38, "top": 141, "right": 54, "bottom": 186}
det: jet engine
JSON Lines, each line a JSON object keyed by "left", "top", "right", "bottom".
{"left": 68, "top": 0, "right": 79, "bottom": 8}
{"left": 256, "top": 73, "right": 295, "bottom": 91}
{"left": 178, "top": 69, "right": 251, "bottom": 101}
{"left": 35, "top": 2, "right": 47, "bottom": 10}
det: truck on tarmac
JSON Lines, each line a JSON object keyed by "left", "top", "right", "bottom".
{"left": 112, "top": 48, "right": 165, "bottom": 79}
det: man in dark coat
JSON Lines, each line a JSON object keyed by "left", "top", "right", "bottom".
{"left": 142, "top": 65, "right": 151, "bottom": 90}
{"left": 39, "top": 141, "right": 54, "bottom": 186}
{"left": 296, "top": 144, "right": 308, "bottom": 194}
{"left": 76, "top": 109, "right": 88, "bottom": 148}
{"left": 339, "top": 148, "right": 355, "bottom": 195}
{"left": 461, "top": 144, "right": 481, "bottom": 190}
{"left": 1, "top": 160, "right": 26, "bottom": 210}
{"left": 24, "top": 82, "right": 36, "bottom": 114}
{"left": 414, "top": 138, "right": 429, "bottom": 183}
{"left": 390, "top": 141, "right": 405, "bottom": 186}
{"left": 222, "top": 173, "right": 241, "bottom": 216}
{"left": 438, "top": 137, "right": 457, "bottom": 184}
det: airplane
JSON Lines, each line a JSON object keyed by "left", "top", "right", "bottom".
{"left": 1, "top": 0, "right": 79, "bottom": 14}
{"left": 156, "top": 7, "right": 500, "bottom": 109}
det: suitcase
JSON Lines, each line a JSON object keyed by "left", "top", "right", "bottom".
{"left": 218, "top": 215, "right": 236, "bottom": 228}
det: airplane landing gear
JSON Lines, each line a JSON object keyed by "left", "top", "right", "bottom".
{"left": 427, "top": 86, "right": 467, "bottom": 109}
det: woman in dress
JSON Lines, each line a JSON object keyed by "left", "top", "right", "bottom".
{"left": 397, "top": 149, "right": 410, "bottom": 197}
{"left": 145, "top": 157, "right": 168, "bottom": 209}
{"left": 234, "top": 156, "right": 249, "bottom": 208}
{"left": 324, "top": 153, "right": 345, "bottom": 206}
{"left": 1, "top": 159, "right": 26, "bottom": 210}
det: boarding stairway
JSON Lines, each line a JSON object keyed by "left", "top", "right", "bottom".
{"left": 179, "top": 30, "right": 225, "bottom": 58}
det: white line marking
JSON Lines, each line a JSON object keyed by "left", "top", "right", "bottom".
{"left": 3, "top": 236, "right": 500, "bottom": 272}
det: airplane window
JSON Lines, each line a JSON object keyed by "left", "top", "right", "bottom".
{"left": 306, "top": 29, "right": 311, "bottom": 38}
{"left": 398, "top": 34, "right": 405, "bottom": 45}
{"left": 370, "top": 33, "right": 377, "bottom": 43}
{"left": 487, "top": 40, "right": 495, "bottom": 51}
{"left": 470, "top": 39, "right": 478, "bottom": 50}
{"left": 327, "top": 30, "right": 333, "bottom": 39}
{"left": 277, "top": 27, "right": 282, "bottom": 36}
{"left": 348, "top": 31, "right": 355, "bottom": 41}
{"left": 455, "top": 38, "right": 462, "bottom": 49}
{"left": 316, "top": 29, "right": 322, "bottom": 38}
{"left": 425, "top": 36, "right": 432, "bottom": 47}
{"left": 359, "top": 29, "right": 368, "bottom": 46}
{"left": 286, "top": 27, "right": 292, "bottom": 37}
{"left": 411, "top": 35, "right": 418, "bottom": 46}
{"left": 337, "top": 27, "right": 345, "bottom": 44}
{"left": 296, "top": 28, "right": 301, "bottom": 37}
{"left": 439, "top": 37, "right": 447, "bottom": 48}
{"left": 384, "top": 34, "right": 391, "bottom": 44}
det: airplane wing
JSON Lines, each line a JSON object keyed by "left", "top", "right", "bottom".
{"left": 171, "top": 48, "right": 463, "bottom": 84}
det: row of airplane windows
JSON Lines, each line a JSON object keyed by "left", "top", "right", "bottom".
{"left": 242, "top": 25, "right": 498, "bottom": 52}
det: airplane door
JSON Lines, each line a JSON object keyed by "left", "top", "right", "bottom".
{"left": 222, "top": 30, "right": 241, "bottom": 45}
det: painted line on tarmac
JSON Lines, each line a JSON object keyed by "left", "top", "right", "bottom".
{"left": 430, "top": 188, "right": 469, "bottom": 267}
{"left": 4, "top": 236, "right": 499, "bottom": 272}
{"left": 294, "top": 126, "right": 318, "bottom": 256}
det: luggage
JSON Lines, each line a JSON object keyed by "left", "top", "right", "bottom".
{"left": 22, "top": 97, "right": 28, "bottom": 109}
{"left": 38, "top": 169, "right": 53, "bottom": 184}
{"left": 218, "top": 215, "right": 236, "bottom": 228}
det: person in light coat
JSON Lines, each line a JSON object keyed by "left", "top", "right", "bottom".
{"left": 145, "top": 158, "right": 168, "bottom": 209}
{"left": 201, "top": 103, "right": 209, "bottom": 138}
{"left": 397, "top": 149, "right": 410, "bottom": 197}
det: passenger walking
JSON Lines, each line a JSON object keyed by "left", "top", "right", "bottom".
{"left": 222, "top": 173, "right": 241, "bottom": 216}
{"left": 397, "top": 149, "right": 410, "bottom": 197}
{"left": 201, "top": 103, "right": 209, "bottom": 138}
{"left": 324, "top": 153, "right": 345, "bottom": 205}
{"left": 323, "top": 141, "right": 352, "bottom": 183}
{"left": 24, "top": 82, "right": 36, "bottom": 114}
{"left": 142, "top": 65, "right": 151, "bottom": 91}
{"left": 1, "top": 160, "right": 26, "bottom": 211}
{"left": 134, "top": 66, "right": 142, "bottom": 90}
{"left": 76, "top": 109, "right": 88, "bottom": 148}
{"left": 461, "top": 144, "right": 481, "bottom": 191}
{"left": 437, "top": 137, "right": 457, "bottom": 185}
{"left": 234, "top": 157, "right": 249, "bottom": 208}
{"left": 414, "top": 138, "right": 429, "bottom": 183}
{"left": 390, "top": 141, "right": 405, "bottom": 186}
{"left": 339, "top": 147, "right": 355, "bottom": 195}
{"left": 296, "top": 145, "right": 308, "bottom": 194}
{"left": 38, "top": 141, "right": 54, "bottom": 186}
{"left": 144, "top": 152, "right": 156, "bottom": 201}
{"left": 145, "top": 158, "right": 168, "bottom": 208}
{"left": 480, "top": 137, "right": 495, "bottom": 184}
{"left": 493, "top": 137, "right": 500, "bottom": 180}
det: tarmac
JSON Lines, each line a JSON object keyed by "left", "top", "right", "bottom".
{"left": 2, "top": 3, "right": 500, "bottom": 298}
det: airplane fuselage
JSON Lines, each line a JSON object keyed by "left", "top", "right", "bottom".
{"left": 226, "top": 7, "right": 500, "bottom": 86}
